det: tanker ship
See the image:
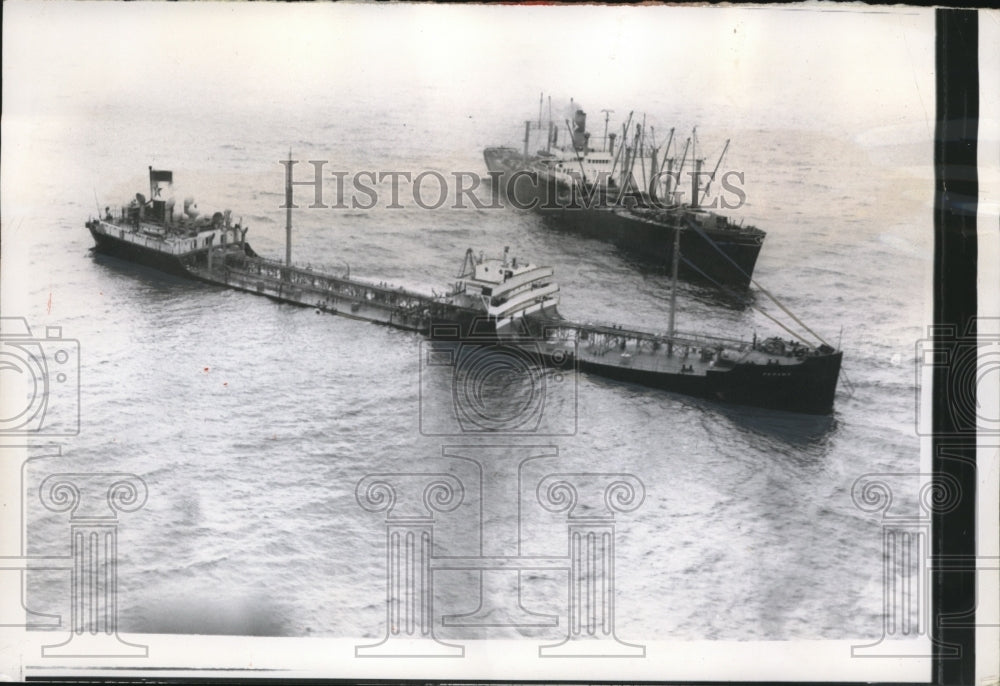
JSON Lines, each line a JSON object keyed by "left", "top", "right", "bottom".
{"left": 86, "top": 167, "right": 560, "bottom": 339}
{"left": 87, "top": 167, "right": 841, "bottom": 414}
{"left": 484, "top": 98, "right": 766, "bottom": 289}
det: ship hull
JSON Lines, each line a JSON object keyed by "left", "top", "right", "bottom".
{"left": 89, "top": 225, "right": 193, "bottom": 277}
{"left": 539, "top": 207, "right": 761, "bottom": 289}
{"left": 484, "top": 148, "right": 763, "bottom": 288}
{"left": 571, "top": 349, "right": 842, "bottom": 415}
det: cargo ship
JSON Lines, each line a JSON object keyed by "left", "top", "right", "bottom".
{"left": 86, "top": 167, "right": 841, "bottom": 414}
{"left": 484, "top": 98, "right": 766, "bottom": 289}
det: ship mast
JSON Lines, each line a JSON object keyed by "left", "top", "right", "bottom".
{"left": 601, "top": 109, "right": 614, "bottom": 152}
{"left": 609, "top": 111, "right": 633, "bottom": 187}
{"left": 656, "top": 127, "right": 675, "bottom": 176}
{"left": 667, "top": 219, "right": 681, "bottom": 355}
{"left": 285, "top": 149, "right": 292, "bottom": 267}
{"left": 691, "top": 157, "right": 702, "bottom": 209}
{"left": 547, "top": 96, "right": 553, "bottom": 154}
{"left": 656, "top": 127, "right": 675, "bottom": 200}
{"left": 523, "top": 120, "right": 531, "bottom": 163}
{"left": 689, "top": 127, "right": 700, "bottom": 209}
{"left": 675, "top": 137, "right": 691, "bottom": 201}
{"left": 638, "top": 116, "right": 647, "bottom": 193}
{"left": 700, "top": 139, "right": 730, "bottom": 205}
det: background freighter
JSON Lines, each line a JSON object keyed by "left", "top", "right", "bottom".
{"left": 484, "top": 97, "right": 766, "bottom": 289}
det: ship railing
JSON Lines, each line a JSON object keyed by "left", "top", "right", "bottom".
{"left": 484, "top": 265, "right": 555, "bottom": 298}
{"left": 215, "top": 254, "right": 479, "bottom": 317}
{"left": 97, "top": 221, "right": 208, "bottom": 255}
{"left": 537, "top": 317, "right": 748, "bottom": 351}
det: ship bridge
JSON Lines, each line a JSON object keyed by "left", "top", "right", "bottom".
{"left": 456, "top": 248, "right": 560, "bottom": 325}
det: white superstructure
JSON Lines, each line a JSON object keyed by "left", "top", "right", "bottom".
{"left": 451, "top": 248, "right": 560, "bottom": 330}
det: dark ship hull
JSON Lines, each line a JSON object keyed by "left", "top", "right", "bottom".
{"left": 519, "top": 314, "right": 842, "bottom": 415}
{"left": 572, "top": 347, "right": 842, "bottom": 415}
{"left": 88, "top": 223, "right": 195, "bottom": 278}
{"left": 484, "top": 147, "right": 764, "bottom": 289}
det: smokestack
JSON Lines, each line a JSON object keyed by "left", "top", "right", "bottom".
{"left": 148, "top": 167, "right": 173, "bottom": 200}
{"left": 148, "top": 167, "right": 173, "bottom": 223}
{"left": 608, "top": 132, "right": 616, "bottom": 156}
{"left": 572, "top": 110, "right": 588, "bottom": 151}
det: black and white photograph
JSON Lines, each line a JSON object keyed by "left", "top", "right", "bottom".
{"left": 1, "top": 3, "right": 997, "bottom": 683}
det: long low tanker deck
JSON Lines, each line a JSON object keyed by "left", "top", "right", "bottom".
{"left": 529, "top": 316, "right": 841, "bottom": 413}
{"left": 184, "top": 247, "right": 485, "bottom": 336}
{"left": 536, "top": 317, "right": 766, "bottom": 374}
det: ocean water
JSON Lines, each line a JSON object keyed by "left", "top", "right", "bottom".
{"left": 3, "top": 4, "right": 935, "bottom": 645}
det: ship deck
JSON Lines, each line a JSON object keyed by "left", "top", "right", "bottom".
{"left": 92, "top": 218, "right": 222, "bottom": 256}
{"left": 186, "top": 249, "right": 483, "bottom": 334}
{"left": 534, "top": 318, "right": 817, "bottom": 377}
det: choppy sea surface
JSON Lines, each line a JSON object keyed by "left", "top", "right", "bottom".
{"left": 3, "top": 5, "right": 935, "bottom": 645}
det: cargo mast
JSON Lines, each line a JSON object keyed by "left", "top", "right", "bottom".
{"left": 285, "top": 150, "right": 292, "bottom": 267}
{"left": 667, "top": 222, "right": 681, "bottom": 355}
